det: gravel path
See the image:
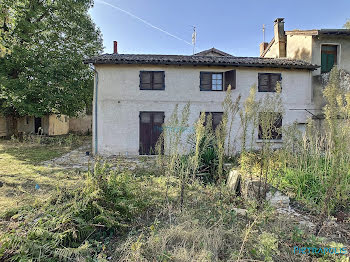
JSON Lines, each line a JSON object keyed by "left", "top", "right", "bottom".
{"left": 42, "top": 144, "right": 93, "bottom": 171}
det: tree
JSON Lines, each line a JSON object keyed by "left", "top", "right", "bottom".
{"left": 344, "top": 19, "right": 350, "bottom": 29}
{"left": 0, "top": 0, "right": 18, "bottom": 57}
{"left": 0, "top": 0, "right": 102, "bottom": 122}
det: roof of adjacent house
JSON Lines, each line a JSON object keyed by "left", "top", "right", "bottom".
{"left": 285, "top": 29, "right": 350, "bottom": 36}
{"left": 85, "top": 52, "right": 318, "bottom": 70}
{"left": 193, "top": 47, "right": 234, "bottom": 57}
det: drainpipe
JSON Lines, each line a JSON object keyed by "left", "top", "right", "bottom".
{"left": 89, "top": 64, "right": 99, "bottom": 155}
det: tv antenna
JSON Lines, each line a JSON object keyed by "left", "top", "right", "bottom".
{"left": 192, "top": 26, "right": 197, "bottom": 54}
{"left": 262, "top": 24, "right": 265, "bottom": 43}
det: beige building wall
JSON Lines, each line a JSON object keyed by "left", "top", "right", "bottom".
{"left": 46, "top": 115, "right": 69, "bottom": 135}
{"left": 262, "top": 40, "right": 279, "bottom": 58}
{"left": 0, "top": 115, "right": 7, "bottom": 137}
{"left": 17, "top": 116, "right": 35, "bottom": 134}
{"left": 264, "top": 34, "right": 313, "bottom": 61}
{"left": 69, "top": 115, "right": 92, "bottom": 134}
{"left": 286, "top": 34, "right": 313, "bottom": 61}
{"left": 94, "top": 64, "right": 313, "bottom": 156}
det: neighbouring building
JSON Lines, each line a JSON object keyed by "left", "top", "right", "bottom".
{"left": 0, "top": 113, "right": 93, "bottom": 137}
{"left": 0, "top": 114, "right": 69, "bottom": 137}
{"left": 0, "top": 115, "right": 7, "bottom": 137}
{"left": 86, "top": 43, "right": 318, "bottom": 156}
{"left": 260, "top": 18, "right": 350, "bottom": 110}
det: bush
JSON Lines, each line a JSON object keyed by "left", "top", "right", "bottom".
{"left": 0, "top": 162, "right": 163, "bottom": 261}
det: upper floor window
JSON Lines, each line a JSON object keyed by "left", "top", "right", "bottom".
{"left": 200, "top": 72, "right": 223, "bottom": 91}
{"left": 200, "top": 70, "right": 236, "bottom": 91}
{"left": 140, "top": 71, "right": 165, "bottom": 90}
{"left": 258, "top": 73, "right": 282, "bottom": 92}
{"left": 258, "top": 112, "right": 282, "bottom": 140}
{"left": 321, "top": 45, "right": 337, "bottom": 73}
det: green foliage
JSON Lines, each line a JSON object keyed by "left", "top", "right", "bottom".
{"left": 239, "top": 84, "right": 258, "bottom": 151}
{"left": 257, "top": 232, "right": 278, "bottom": 262}
{"left": 240, "top": 68, "right": 350, "bottom": 215}
{"left": 0, "top": 162, "right": 161, "bottom": 261}
{"left": 0, "top": 0, "right": 18, "bottom": 57}
{"left": 0, "top": 0, "right": 102, "bottom": 117}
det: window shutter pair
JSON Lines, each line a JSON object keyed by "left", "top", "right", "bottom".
{"left": 258, "top": 73, "right": 281, "bottom": 92}
{"left": 258, "top": 112, "right": 282, "bottom": 140}
{"left": 203, "top": 112, "right": 223, "bottom": 130}
{"left": 140, "top": 71, "right": 165, "bottom": 90}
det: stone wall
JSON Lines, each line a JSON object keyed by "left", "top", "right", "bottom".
{"left": 69, "top": 115, "right": 92, "bottom": 135}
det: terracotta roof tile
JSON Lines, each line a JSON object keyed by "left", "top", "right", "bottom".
{"left": 85, "top": 54, "right": 318, "bottom": 70}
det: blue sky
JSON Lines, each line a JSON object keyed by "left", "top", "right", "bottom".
{"left": 90, "top": 0, "right": 350, "bottom": 57}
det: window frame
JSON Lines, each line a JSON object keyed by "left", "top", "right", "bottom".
{"left": 321, "top": 44, "right": 338, "bottom": 73}
{"left": 258, "top": 73, "right": 282, "bottom": 92}
{"left": 200, "top": 72, "right": 224, "bottom": 91}
{"left": 201, "top": 112, "right": 224, "bottom": 131}
{"left": 258, "top": 112, "right": 282, "bottom": 140}
{"left": 139, "top": 71, "right": 165, "bottom": 90}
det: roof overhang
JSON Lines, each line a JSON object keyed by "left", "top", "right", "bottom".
{"left": 286, "top": 29, "right": 350, "bottom": 37}
{"left": 85, "top": 54, "right": 319, "bottom": 71}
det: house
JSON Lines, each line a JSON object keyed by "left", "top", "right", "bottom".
{"left": 0, "top": 112, "right": 93, "bottom": 137}
{"left": 85, "top": 42, "right": 318, "bottom": 156}
{"left": 0, "top": 114, "right": 69, "bottom": 137}
{"left": 260, "top": 18, "right": 350, "bottom": 109}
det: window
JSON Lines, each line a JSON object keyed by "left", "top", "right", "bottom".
{"left": 200, "top": 72, "right": 223, "bottom": 91}
{"left": 321, "top": 45, "right": 337, "bottom": 73}
{"left": 258, "top": 112, "right": 282, "bottom": 140}
{"left": 26, "top": 116, "right": 29, "bottom": 125}
{"left": 258, "top": 73, "right": 282, "bottom": 92}
{"left": 139, "top": 71, "right": 165, "bottom": 90}
{"left": 202, "top": 112, "right": 223, "bottom": 130}
{"left": 200, "top": 70, "right": 236, "bottom": 91}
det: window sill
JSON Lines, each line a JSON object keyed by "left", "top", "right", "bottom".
{"left": 200, "top": 89, "right": 224, "bottom": 92}
{"left": 140, "top": 89, "right": 165, "bottom": 91}
{"left": 256, "top": 139, "right": 283, "bottom": 143}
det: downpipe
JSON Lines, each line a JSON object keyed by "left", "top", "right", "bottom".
{"left": 89, "top": 64, "right": 99, "bottom": 155}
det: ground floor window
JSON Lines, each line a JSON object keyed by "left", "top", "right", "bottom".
{"left": 258, "top": 112, "right": 282, "bottom": 140}
{"left": 202, "top": 112, "right": 223, "bottom": 131}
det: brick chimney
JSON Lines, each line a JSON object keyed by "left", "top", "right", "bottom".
{"left": 113, "top": 41, "right": 118, "bottom": 54}
{"left": 274, "top": 18, "right": 286, "bottom": 57}
{"left": 260, "top": 42, "right": 269, "bottom": 56}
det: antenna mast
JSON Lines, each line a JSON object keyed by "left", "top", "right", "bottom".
{"left": 192, "top": 26, "right": 197, "bottom": 54}
{"left": 262, "top": 24, "right": 265, "bottom": 43}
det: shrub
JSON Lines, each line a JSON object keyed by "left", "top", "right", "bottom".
{"left": 0, "top": 162, "right": 163, "bottom": 261}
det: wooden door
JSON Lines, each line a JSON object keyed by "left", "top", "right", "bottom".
{"left": 139, "top": 112, "right": 164, "bottom": 155}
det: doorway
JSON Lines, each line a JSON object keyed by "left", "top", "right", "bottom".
{"left": 34, "top": 117, "right": 42, "bottom": 134}
{"left": 139, "top": 112, "right": 164, "bottom": 155}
